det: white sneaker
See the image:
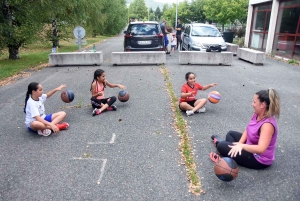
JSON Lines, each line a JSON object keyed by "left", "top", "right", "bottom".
{"left": 186, "top": 110, "right": 194, "bottom": 116}
{"left": 92, "top": 108, "right": 97, "bottom": 116}
{"left": 37, "top": 129, "right": 52, "bottom": 136}
{"left": 198, "top": 107, "right": 206, "bottom": 113}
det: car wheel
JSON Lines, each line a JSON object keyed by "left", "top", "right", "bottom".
{"left": 206, "top": 48, "right": 211, "bottom": 52}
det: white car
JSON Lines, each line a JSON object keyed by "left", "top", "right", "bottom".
{"left": 181, "top": 23, "right": 227, "bottom": 52}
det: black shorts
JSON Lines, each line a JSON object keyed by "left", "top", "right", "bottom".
{"left": 91, "top": 97, "right": 116, "bottom": 109}
{"left": 179, "top": 100, "right": 197, "bottom": 111}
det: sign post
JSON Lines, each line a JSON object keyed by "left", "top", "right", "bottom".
{"left": 73, "top": 26, "right": 86, "bottom": 52}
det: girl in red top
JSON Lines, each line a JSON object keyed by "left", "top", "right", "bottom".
{"left": 90, "top": 69, "right": 126, "bottom": 116}
{"left": 179, "top": 72, "right": 217, "bottom": 116}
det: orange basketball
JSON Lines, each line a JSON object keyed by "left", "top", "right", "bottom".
{"left": 61, "top": 90, "right": 74, "bottom": 103}
{"left": 208, "top": 91, "right": 221, "bottom": 104}
{"left": 214, "top": 157, "right": 239, "bottom": 182}
{"left": 118, "top": 90, "right": 129, "bottom": 102}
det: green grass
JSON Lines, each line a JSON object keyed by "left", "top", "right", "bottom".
{"left": 160, "top": 66, "right": 203, "bottom": 195}
{"left": 288, "top": 58, "right": 300, "bottom": 65}
{"left": 0, "top": 35, "right": 110, "bottom": 81}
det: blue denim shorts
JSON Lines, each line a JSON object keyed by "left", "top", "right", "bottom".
{"left": 164, "top": 35, "right": 169, "bottom": 46}
{"left": 27, "top": 114, "right": 52, "bottom": 133}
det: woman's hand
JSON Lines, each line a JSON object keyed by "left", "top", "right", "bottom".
{"left": 118, "top": 84, "right": 126, "bottom": 89}
{"left": 56, "top": 84, "right": 66, "bottom": 91}
{"left": 97, "top": 91, "right": 103, "bottom": 96}
{"left": 228, "top": 142, "right": 244, "bottom": 157}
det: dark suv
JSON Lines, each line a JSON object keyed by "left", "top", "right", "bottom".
{"left": 123, "top": 21, "right": 164, "bottom": 51}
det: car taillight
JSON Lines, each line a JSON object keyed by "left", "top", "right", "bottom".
{"left": 156, "top": 34, "right": 163, "bottom": 37}
{"left": 125, "top": 34, "right": 132, "bottom": 38}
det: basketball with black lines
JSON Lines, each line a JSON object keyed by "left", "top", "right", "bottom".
{"left": 61, "top": 90, "right": 75, "bottom": 103}
{"left": 214, "top": 157, "right": 239, "bottom": 182}
{"left": 118, "top": 90, "right": 129, "bottom": 102}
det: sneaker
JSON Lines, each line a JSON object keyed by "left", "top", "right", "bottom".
{"left": 211, "top": 134, "right": 223, "bottom": 147}
{"left": 197, "top": 107, "right": 206, "bottom": 113}
{"left": 92, "top": 108, "right": 101, "bottom": 116}
{"left": 166, "top": 52, "right": 170, "bottom": 54}
{"left": 186, "top": 110, "right": 194, "bottom": 116}
{"left": 107, "top": 105, "right": 117, "bottom": 111}
{"left": 56, "top": 122, "right": 69, "bottom": 130}
{"left": 210, "top": 152, "right": 221, "bottom": 163}
{"left": 37, "top": 129, "right": 52, "bottom": 136}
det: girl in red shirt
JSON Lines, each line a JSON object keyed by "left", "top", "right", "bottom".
{"left": 179, "top": 72, "right": 217, "bottom": 116}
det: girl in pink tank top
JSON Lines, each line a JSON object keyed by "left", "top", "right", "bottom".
{"left": 90, "top": 69, "right": 126, "bottom": 116}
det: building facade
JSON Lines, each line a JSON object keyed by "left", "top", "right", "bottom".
{"left": 245, "top": 0, "right": 300, "bottom": 59}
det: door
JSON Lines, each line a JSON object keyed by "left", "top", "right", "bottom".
{"left": 182, "top": 26, "right": 191, "bottom": 50}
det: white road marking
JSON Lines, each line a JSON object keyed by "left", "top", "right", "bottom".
{"left": 88, "top": 133, "right": 116, "bottom": 144}
{"left": 97, "top": 159, "right": 107, "bottom": 185}
{"left": 70, "top": 158, "right": 107, "bottom": 185}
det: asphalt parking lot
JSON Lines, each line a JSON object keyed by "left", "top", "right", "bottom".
{"left": 0, "top": 34, "right": 299, "bottom": 201}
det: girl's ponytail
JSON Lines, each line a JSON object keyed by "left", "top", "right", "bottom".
{"left": 268, "top": 89, "right": 280, "bottom": 118}
{"left": 24, "top": 82, "right": 39, "bottom": 113}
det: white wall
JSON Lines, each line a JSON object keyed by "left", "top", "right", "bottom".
{"left": 250, "top": 0, "right": 272, "bottom": 4}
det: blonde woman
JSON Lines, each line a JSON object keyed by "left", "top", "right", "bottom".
{"left": 210, "top": 89, "right": 280, "bottom": 169}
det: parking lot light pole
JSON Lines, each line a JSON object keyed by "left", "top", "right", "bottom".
{"left": 175, "top": 0, "right": 178, "bottom": 28}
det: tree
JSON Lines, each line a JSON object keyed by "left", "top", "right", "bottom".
{"left": 0, "top": 0, "right": 45, "bottom": 59}
{"left": 189, "top": 0, "right": 207, "bottom": 23}
{"left": 162, "top": 3, "right": 176, "bottom": 27}
{"left": 162, "top": 0, "right": 194, "bottom": 27}
{"left": 149, "top": 13, "right": 156, "bottom": 21}
{"left": 204, "top": 0, "right": 248, "bottom": 31}
{"left": 129, "top": 0, "right": 148, "bottom": 21}
{"left": 0, "top": 0, "right": 127, "bottom": 59}
{"left": 89, "top": 0, "right": 127, "bottom": 36}
{"left": 162, "top": 3, "right": 169, "bottom": 14}
{"left": 149, "top": 7, "right": 154, "bottom": 14}
{"left": 39, "top": 0, "right": 100, "bottom": 48}
{"left": 155, "top": 6, "right": 162, "bottom": 21}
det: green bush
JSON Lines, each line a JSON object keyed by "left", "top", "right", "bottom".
{"left": 237, "top": 37, "right": 245, "bottom": 47}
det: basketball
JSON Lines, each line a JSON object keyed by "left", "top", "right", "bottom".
{"left": 208, "top": 91, "right": 221, "bottom": 104}
{"left": 214, "top": 157, "right": 239, "bottom": 182}
{"left": 118, "top": 90, "right": 129, "bottom": 102}
{"left": 61, "top": 90, "right": 75, "bottom": 103}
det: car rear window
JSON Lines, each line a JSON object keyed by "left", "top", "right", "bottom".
{"left": 192, "top": 26, "right": 221, "bottom": 37}
{"left": 128, "top": 24, "right": 159, "bottom": 35}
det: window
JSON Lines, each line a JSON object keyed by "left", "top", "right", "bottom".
{"left": 128, "top": 24, "right": 159, "bottom": 35}
{"left": 273, "top": 1, "right": 300, "bottom": 58}
{"left": 249, "top": 2, "right": 272, "bottom": 50}
{"left": 277, "top": 7, "right": 300, "bottom": 34}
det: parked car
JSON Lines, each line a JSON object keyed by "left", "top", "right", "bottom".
{"left": 123, "top": 21, "right": 164, "bottom": 52}
{"left": 181, "top": 23, "right": 227, "bottom": 52}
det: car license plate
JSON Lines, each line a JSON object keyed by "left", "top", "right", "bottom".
{"left": 138, "top": 41, "right": 151, "bottom": 45}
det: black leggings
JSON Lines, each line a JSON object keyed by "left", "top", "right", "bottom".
{"left": 176, "top": 35, "right": 181, "bottom": 49}
{"left": 91, "top": 96, "right": 116, "bottom": 109}
{"left": 216, "top": 131, "right": 270, "bottom": 170}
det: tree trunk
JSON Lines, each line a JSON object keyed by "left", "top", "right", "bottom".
{"left": 52, "top": 19, "right": 59, "bottom": 47}
{"left": 8, "top": 45, "right": 20, "bottom": 59}
{"left": 222, "top": 24, "right": 225, "bottom": 32}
